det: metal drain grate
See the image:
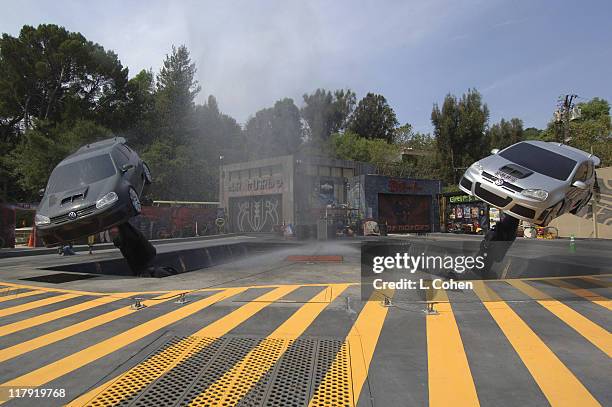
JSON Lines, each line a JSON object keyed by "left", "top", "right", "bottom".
{"left": 85, "top": 336, "right": 352, "bottom": 407}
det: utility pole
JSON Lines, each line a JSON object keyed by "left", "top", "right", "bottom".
{"left": 554, "top": 94, "right": 579, "bottom": 143}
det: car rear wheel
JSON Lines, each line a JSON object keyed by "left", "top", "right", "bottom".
{"left": 129, "top": 187, "right": 142, "bottom": 215}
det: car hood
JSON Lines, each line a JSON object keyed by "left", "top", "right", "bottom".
{"left": 38, "top": 176, "right": 119, "bottom": 218}
{"left": 478, "top": 155, "right": 567, "bottom": 190}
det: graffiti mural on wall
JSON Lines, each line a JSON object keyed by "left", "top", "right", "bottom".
{"left": 130, "top": 206, "right": 218, "bottom": 239}
{"left": 229, "top": 194, "right": 282, "bottom": 232}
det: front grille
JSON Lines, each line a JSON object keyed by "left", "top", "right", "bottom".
{"left": 481, "top": 171, "right": 523, "bottom": 193}
{"left": 460, "top": 177, "right": 473, "bottom": 190}
{"left": 474, "top": 183, "right": 512, "bottom": 207}
{"left": 51, "top": 204, "right": 97, "bottom": 224}
{"left": 510, "top": 204, "right": 536, "bottom": 218}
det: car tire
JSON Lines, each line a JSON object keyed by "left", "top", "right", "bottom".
{"left": 129, "top": 187, "right": 142, "bottom": 215}
{"left": 143, "top": 162, "right": 152, "bottom": 185}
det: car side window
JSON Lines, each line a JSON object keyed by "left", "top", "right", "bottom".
{"left": 573, "top": 162, "right": 588, "bottom": 182}
{"left": 121, "top": 145, "right": 134, "bottom": 156}
{"left": 586, "top": 161, "right": 594, "bottom": 179}
{"left": 111, "top": 148, "right": 130, "bottom": 169}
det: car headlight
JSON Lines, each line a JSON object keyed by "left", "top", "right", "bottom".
{"left": 471, "top": 162, "right": 483, "bottom": 172}
{"left": 521, "top": 189, "right": 549, "bottom": 201}
{"left": 96, "top": 191, "right": 118, "bottom": 209}
{"left": 35, "top": 214, "right": 50, "bottom": 226}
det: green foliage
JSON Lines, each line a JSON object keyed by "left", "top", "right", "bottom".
{"left": 488, "top": 118, "right": 524, "bottom": 150}
{"left": 0, "top": 24, "right": 127, "bottom": 200}
{"left": 330, "top": 131, "right": 396, "bottom": 166}
{"left": 301, "top": 88, "right": 355, "bottom": 148}
{"left": 348, "top": 93, "right": 398, "bottom": 142}
{"left": 0, "top": 24, "right": 128, "bottom": 136}
{"left": 245, "top": 98, "right": 303, "bottom": 159}
{"left": 155, "top": 45, "right": 200, "bottom": 145}
{"left": 431, "top": 89, "right": 489, "bottom": 184}
{"left": 540, "top": 97, "right": 612, "bottom": 166}
{"left": 523, "top": 127, "right": 544, "bottom": 140}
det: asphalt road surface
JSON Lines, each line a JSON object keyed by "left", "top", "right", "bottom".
{"left": 0, "top": 234, "right": 609, "bottom": 407}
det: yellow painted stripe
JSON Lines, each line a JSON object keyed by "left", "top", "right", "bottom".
{"left": 0, "top": 292, "right": 180, "bottom": 363}
{"left": 0, "top": 293, "right": 79, "bottom": 318}
{"left": 546, "top": 279, "right": 611, "bottom": 311}
{"left": 427, "top": 290, "right": 480, "bottom": 407}
{"left": 188, "top": 284, "right": 349, "bottom": 406}
{"left": 309, "top": 289, "right": 394, "bottom": 407}
{"left": 513, "top": 273, "right": 612, "bottom": 282}
{"left": 0, "top": 281, "right": 107, "bottom": 297}
{"left": 0, "top": 290, "right": 45, "bottom": 303}
{"left": 0, "top": 288, "right": 246, "bottom": 400}
{"left": 67, "top": 285, "right": 298, "bottom": 407}
{"left": 473, "top": 281, "right": 600, "bottom": 407}
{"left": 508, "top": 280, "right": 612, "bottom": 357}
{"left": 0, "top": 295, "right": 123, "bottom": 338}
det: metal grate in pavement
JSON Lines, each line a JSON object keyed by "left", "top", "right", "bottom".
{"left": 85, "top": 336, "right": 352, "bottom": 407}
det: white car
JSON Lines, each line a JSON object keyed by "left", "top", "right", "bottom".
{"left": 459, "top": 140, "right": 599, "bottom": 226}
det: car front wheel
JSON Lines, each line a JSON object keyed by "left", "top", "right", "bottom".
{"left": 143, "top": 162, "right": 152, "bottom": 185}
{"left": 129, "top": 187, "right": 142, "bottom": 215}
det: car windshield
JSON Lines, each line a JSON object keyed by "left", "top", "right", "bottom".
{"left": 46, "top": 154, "right": 117, "bottom": 193}
{"left": 498, "top": 143, "right": 577, "bottom": 181}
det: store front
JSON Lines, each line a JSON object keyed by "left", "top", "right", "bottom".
{"left": 440, "top": 193, "right": 495, "bottom": 234}
{"left": 349, "top": 175, "right": 442, "bottom": 233}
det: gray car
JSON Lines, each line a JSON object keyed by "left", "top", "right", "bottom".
{"left": 459, "top": 140, "right": 599, "bottom": 226}
{"left": 35, "top": 137, "right": 152, "bottom": 246}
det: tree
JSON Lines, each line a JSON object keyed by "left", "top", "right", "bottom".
{"left": 540, "top": 97, "right": 611, "bottom": 166}
{"left": 570, "top": 98, "right": 611, "bottom": 166}
{"left": 143, "top": 45, "right": 202, "bottom": 199}
{"left": 488, "top": 118, "right": 524, "bottom": 150}
{"left": 523, "top": 127, "right": 543, "bottom": 140}
{"left": 245, "top": 98, "right": 303, "bottom": 159}
{"left": 431, "top": 89, "right": 489, "bottom": 184}
{"left": 155, "top": 45, "right": 201, "bottom": 145}
{"left": 301, "top": 88, "right": 355, "bottom": 147}
{"left": 331, "top": 131, "right": 397, "bottom": 167}
{"left": 347, "top": 93, "right": 398, "bottom": 142}
{"left": 116, "top": 69, "right": 156, "bottom": 149}
{"left": 0, "top": 24, "right": 129, "bottom": 200}
{"left": 0, "top": 24, "right": 128, "bottom": 137}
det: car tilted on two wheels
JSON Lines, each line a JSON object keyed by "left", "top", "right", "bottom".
{"left": 460, "top": 140, "right": 599, "bottom": 227}
{"left": 35, "top": 137, "right": 152, "bottom": 246}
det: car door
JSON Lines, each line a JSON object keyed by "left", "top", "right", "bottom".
{"left": 112, "top": 146, "right": 138, "bottom": 190}
{"left": 565, "top": 161, "right": 590, "bottom": 213}
{"left": 122, "top": 144, "right": 145, "bottom": 194}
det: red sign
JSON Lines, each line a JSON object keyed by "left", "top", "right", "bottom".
{"left": 387, "top": 179, "right": 423, "bottom": 193}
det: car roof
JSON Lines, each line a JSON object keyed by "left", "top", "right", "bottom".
{"left": 515, "top": 140, "right": 601, "bottom": 166}
{"left": 60, "top": 137, "right": 127, "bottom": 165}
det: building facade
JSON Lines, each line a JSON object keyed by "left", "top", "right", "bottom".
{"left": 348, "top": 175, "right": 442, "bottom": 233}
{"left": 219, "top": 154, "right": 374, "bottom": 233}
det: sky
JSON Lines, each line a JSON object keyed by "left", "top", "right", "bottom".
{"left": 1, "top": 0, "right": 611, "bottom": 133}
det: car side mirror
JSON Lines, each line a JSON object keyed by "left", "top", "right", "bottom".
{"left": 490, "top": 148, "right": 500, "bottom": 155}
{"left": 38, "top": 188, "right": 45, "bottom": 197}
{"left": 572, "top": 180, "right": 588, "bottom": 190}
{"left": 121, "top": 164, "right": 135, "bottom": 174}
